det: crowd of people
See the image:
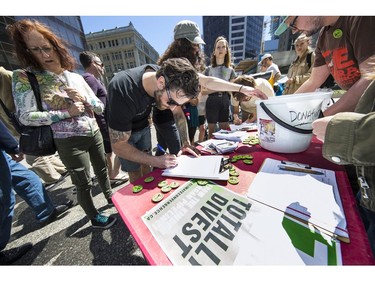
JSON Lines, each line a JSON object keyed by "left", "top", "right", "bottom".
{"left": 0, "top": 16, "right": 374, "bottom": 264}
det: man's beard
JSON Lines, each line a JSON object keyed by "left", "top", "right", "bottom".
{"left": 303, "top": 17, "right": 324, "bottom": 37}
{"left": 153, "top": 89, "right": 167, "bottom": 110}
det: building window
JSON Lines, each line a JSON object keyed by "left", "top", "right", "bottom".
{"left": 127, "top": 61, "right": 135, "bottom": 69}
{"left": 111, "top": 51, "right": 122, "bottom": 61}
{"left": 232, "top": 32, "right": 244, "bottom": 37}
{"left": 232, "top": 39, "right": 244, "bottom": 44}
{"left": 232, "top": 24, "right": 244, "bottom": 31}
{"left": 232, "top": 17, "right": 245, "bottom": 24}
{"left": 124, "top": 50, "right": 134, "bottom": 58}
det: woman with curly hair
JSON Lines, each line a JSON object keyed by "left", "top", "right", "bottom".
{"left": 7, "top": 19, "right": 116, "bottom": 229}
{"left": 153, "top": 20, "right": 206, "bottom": 155}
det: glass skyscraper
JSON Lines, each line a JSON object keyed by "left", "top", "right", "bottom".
{"left": 203, "top": 16, "right": 264, "bottom": 65}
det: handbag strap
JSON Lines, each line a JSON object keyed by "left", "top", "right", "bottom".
{"left": 25, "top": 71, "right": 44, "bottom": 112}
{"left": 0, "top": 98, "right": 12, "bottom": 118}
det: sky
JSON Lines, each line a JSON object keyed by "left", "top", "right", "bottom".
{"left": 80, "top": 16, "right": 203, "bottom": 55}
{"left": 7, "top": 1, "right": 363, "bottom": 58}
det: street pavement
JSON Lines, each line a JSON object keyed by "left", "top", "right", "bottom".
{"left": 7, "top": 171, "right": 148, "bottom": 266}
{"left": 4, "top": 125, "right": 164, "bottom": 266}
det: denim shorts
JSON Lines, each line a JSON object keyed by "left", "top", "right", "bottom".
{"left": 119, "top": 126, "right": 152, "bottom": 172}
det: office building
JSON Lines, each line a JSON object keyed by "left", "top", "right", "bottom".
{"left": 203, "top": 16, "right": 264, "bottom": 66}
{"left": 85, "top": 22, "right": 159, "bottom": 84}
{"left": 0, "top": 16, "right": 87, "bottom": 71}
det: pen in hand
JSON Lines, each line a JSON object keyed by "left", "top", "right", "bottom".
{"left": 157, "top": 144, "right": 169, "bottom": 155}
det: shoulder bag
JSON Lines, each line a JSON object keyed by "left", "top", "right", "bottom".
{"left": 8, "top": 71, "right": 56, "bottom": 156}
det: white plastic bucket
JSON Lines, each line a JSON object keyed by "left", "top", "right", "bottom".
{"left": 255, "top": 91, "right": 333, "bottom": 153}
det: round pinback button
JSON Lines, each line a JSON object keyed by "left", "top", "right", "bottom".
{"left": 161, "top": 185, "right": 172, "bottom": 193}
{"left": 157, "top": 180, "right": 168, "bottom": 188}
{"left": 144, "top": 176, "right": 154, "bottom": 183}
{"left": 228, "top": 176, "right": 239, "bottom": 185}
{"left": 197, "top": 179, "right": 208, "bottom": 186}
{"left": 132, "top": 185, "right": 143, "bottom": 193}
{"left": 152, "top": 193, "right": 164, "bottom": 203}
{"left": 229, "top": 170, "right": 239, "bottom": 176}
{"left": 170, "top": 181, "right": 180, "bottom": 189}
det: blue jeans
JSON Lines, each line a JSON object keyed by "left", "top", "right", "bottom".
{"left": 119, "top": 126, "right": 152, "bottom": 172}
{"left": 0, "top": 151, "right": 55, "bottom": 250}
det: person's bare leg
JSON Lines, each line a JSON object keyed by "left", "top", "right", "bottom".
{"left": 141, "top": 164, "right": 152, "bottom": 178}
{"left": 219, "top": 122, "right": 230, "bottom": 131}
{"left": 198, "top": 123, "right": 206, "bottom": 142}
{"left": 106, "top": 153, "right": 115, "bottom": 179}
{"left": 112, "top": 155, "right": 122, "bottom": 178}
{"left": 128, "top": 169, "right": 142, "bottom": 183}
{"left": 207, "top": 123, "right": 216, "bottom": 139}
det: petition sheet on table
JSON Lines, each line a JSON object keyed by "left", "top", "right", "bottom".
{"left": 246, "top": 158, "right": 348, "bottom": 240}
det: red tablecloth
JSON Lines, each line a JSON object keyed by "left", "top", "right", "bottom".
{"left": 112, "top": 137, "right": 375, "bottom": 265}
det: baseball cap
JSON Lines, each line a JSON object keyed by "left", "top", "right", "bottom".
{"left": 174, "top": 20, "right": 206, "bottom": 45}
{"left": 258, "top": 53, "right": 272, "bottom": 65}
{"left": 274, "top": 16, "right": 290, "bottom": 36}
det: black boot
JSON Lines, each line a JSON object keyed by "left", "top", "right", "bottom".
{"left": 0, "top": 242, "right": 33, "bottom": 265}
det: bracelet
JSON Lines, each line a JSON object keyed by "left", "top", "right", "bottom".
{"left": 238, "top": 85, "right": 243, "bottom": 93}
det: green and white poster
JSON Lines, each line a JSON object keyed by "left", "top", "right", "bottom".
{"left": 142, "top": 180, "right": 342, "bottom": 265}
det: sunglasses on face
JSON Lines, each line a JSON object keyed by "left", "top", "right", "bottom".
{"left": 163, "top": 74, "right": 185, "bottom": 107}
{"left": 166, "top": 86, "right": 184, "bottom": 106}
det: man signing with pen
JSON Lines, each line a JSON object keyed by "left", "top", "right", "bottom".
{"left": 107, "top": 58, "right": 263, "bottom": 183}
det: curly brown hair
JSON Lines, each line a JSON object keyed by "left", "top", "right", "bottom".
{"left": 6, "top": 19, "right": 76, "bottom": 71}
{"left": 157, "top": 38, "right": 206, "bottom": 73}
{"left": 156, "top": 58, "right": 200, "bottom": 100}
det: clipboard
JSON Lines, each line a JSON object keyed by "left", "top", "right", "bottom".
{"left": 161, "top": 155, "right": 230, "bottom": 181}
{"left": 248, "top": 158, "right": 349, "bottom": 243}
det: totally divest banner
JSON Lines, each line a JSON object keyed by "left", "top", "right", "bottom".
{"left": 142, "top": 180, "right": 342, "bottom": 265}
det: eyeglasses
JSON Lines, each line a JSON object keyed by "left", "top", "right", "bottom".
{"left": 93, "top": 61, "right": 104, "bottom": 67}
{"left": 27, "top": 46, "right": 54, "bottom": 55}
{"left": 289, "top": 16, "right": 299, "bottom": 31}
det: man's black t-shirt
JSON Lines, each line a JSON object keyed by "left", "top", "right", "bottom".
{"left": 107, "top": 64, "right": 158, "bottom": 132}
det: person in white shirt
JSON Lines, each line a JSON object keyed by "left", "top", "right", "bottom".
{"left": 258, "top": 53, "right": 281, "bottom": 85}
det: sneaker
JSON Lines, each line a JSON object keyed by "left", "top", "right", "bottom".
{"left": 0, "top": 242, "right": 33, "bottom": 265}
{"left": 91, "top": 213, "right": 117, "bottom": 229}
{"left": 39, "top": 199, "right": 73, "bottom": 227}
